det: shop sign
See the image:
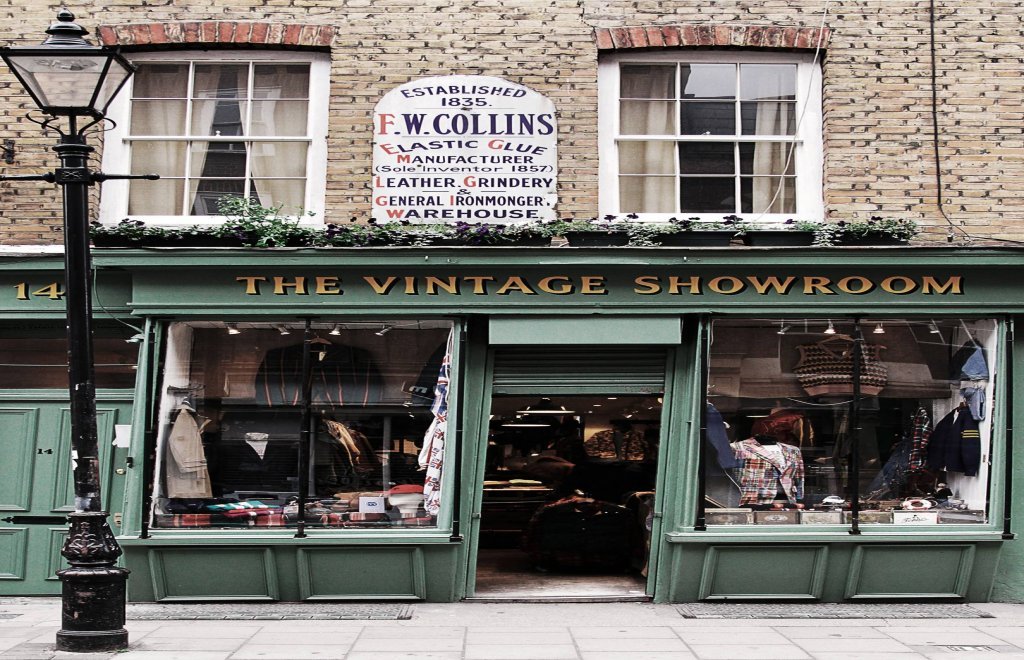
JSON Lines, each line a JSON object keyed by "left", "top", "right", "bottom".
{"left": 372, "top": 76, "right": 557, "bottom": 224}
{"left": 233, "top": 273, "right": 964, "bottom": 298}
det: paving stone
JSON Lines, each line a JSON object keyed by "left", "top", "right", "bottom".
{"left": 678, "top": 603, "right": 995, "bottom": 619}
{"left": 229, "top": 645, "right": 351, "bottom": 659}
{"left": 569, "top": 626, "right": 680, "bottom": 638}
{"left": 463, "top": 644, "right": 579, "bottom": 660}
{"left": 689, "top": 643, "right": 812, "bottom": 659}
{"left": 575, "top": 637, "right": 689, "bottom": 652}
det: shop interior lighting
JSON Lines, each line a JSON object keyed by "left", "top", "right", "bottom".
{"left": 275, "top": 325, "right": 291, "bottom": 336}
{"left": 500, "top": 415, "right": 552, "bottom": 428}
{"left": 823, "top": 320, "right": 836, "bottom": 335}
{"left": 375, "top": 325, "right": 392, "bottom": 336}
{"left": 929, "top": 320, "right": 942, "bottom": 334}
{"left": 328, "top": 324, "right": 341, "bottom": 336}
{"left": 516, "top": 397, "right": 575, "bottom": 415}
{"left": 125, "top": 332, "right": 144, "bottom": 344}
{"left": 226, "top": 323, "right": 241, "bottom": 335}
{"left": 776, "top": 322, "right": 791, "bottom": 335}
{"left": 873, "top": 323, "right": 886, "bottom": 334}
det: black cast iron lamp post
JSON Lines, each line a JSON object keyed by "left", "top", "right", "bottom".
{"left": 0, "top": 10, "right": 156, "bottom": 653}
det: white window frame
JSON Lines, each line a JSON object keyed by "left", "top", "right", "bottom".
{"left": 99, "top": 50, "right": 329, "bottom": 226}
{"left": 598, "top": 50, "right": 824, "bottom": 223}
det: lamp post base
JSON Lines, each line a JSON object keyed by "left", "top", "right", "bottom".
{"left": 55, "top": 512, "right": 130, "bottom": 652}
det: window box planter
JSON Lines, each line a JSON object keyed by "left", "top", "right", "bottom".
{"left": 836, "top": 235, "right": 908, "bottom": 246}
{"left": 656, "top": 231, "right": 735, "bottom": 247}
{"left": 563, "top": 230, "right": 630, "bottom": 247}
{"left": 741, "top": 230, "right": 815, "bottom": 247}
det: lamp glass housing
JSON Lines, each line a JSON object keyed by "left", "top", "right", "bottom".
{"left": 2, "top": 47, "right": 134, "bottom": 117}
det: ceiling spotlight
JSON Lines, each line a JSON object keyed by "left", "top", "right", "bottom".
{"left": 873, "top": 323, "right": 885, "bottom": 335}
{"left": 776, "top": 323, "right": 791, "bottom": 336}
{"left": 824, "top": 320, "right": 836, "bottom": 335}
{"left": 328, "top": 324, "right": 341, "bottom": 336}
{"left": 226, "top": 323, "right": 241, "bottom": 335}
{"left": 375, "top": 325, "right": 392, "bottom": 337}
{"left": 929, "top": 320, "right": 941, "bottom": 334}
{"left": 275, "top": 325, "right": 291, "bottom": 336}
{"left": 125, "top": 332, "right": 145, "bottom": 344}
{"left": 500, "top": 415, "right": 552, "bottom": 428}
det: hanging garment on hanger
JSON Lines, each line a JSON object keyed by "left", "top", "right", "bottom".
{"left": 926, "top": 408, "right": 981, "bottom": 477}
{"left": 166, "top": 403, "right": 213, "bottom": 498}
{"left": 906, "top": 407, "right": 933, "bottom": 473}
{"left": 706, "top": 403, "right": 742, "bottom": 470}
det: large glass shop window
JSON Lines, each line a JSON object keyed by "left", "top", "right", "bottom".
{"left": 704, "top": 318, "right": 997, "bottom": 527}
{"left": 150, "top": 321, "right": 454, "bottom": 530}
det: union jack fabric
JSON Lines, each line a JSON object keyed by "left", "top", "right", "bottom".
{"left": 731, "top": 438, "right": 805, "bottom": 505}
{"left": 418, "top": 328, "right": 454, "bottom": 516}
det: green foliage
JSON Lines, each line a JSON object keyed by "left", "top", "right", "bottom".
{"left": 215, "top": 196, "right": 316, "bottom": 247}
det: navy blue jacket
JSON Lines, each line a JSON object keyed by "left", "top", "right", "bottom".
{"left": 926, "top": 409, "right": 981, "bottom": 477}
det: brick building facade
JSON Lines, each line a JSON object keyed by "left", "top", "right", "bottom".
{"left": 0, "top": 0, "right": 1020, "bottom": 243}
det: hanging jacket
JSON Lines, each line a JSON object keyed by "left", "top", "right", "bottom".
{"left": 926, "top": 409, "right": 981, "bottom": 477}
{"left": 730, "top": 438, "right": 804, "bottom": 505}
{"left": 166, "top": 404, "right": 213, "bottom": 498}
{"left": 255, "top": 343, "right": 384, "bottom": 406}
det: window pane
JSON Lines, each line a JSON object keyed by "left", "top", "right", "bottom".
{"left": 620, "top": 64, "right": 675, "bottom": 99}
{"left": 619, "top": 141, "right": 674, "bottom": 175}
{"left": 679, "top": 142, "right": 734, "bottom": 174}
{"left": 132, "top": 141, "right": 187, "bottom": 177}
{"left": 681, "top": 64, "right": 735, "bottom": 99}
{"left": 620, "top": 101, "right": 675, "bottom": 135}
{"left": 251, "top": 142, "right": 308, "bottom": 178}
{"left": 191, "top": 100, "right": 247, "bottom": 136}
{"left": 191, "top": 142, "right": 248, "bottom": 178}
{"left": 680, "top": 102, "right": 735, "bottom": 135}
{"left": 740, "top": 176, "right": 795, "bottom": 214}
{"left": 132, "top": 63, "right": 188, "bottom": 98}
{"left": 739, "top": 142, "right": 795, "bottom": 175}
{"left": 253, "top": 65, "right": 310, "bottom": 99}
{"left": 741, "top": 101, "right": 796, "bottom": 136}
{"left": 705, "top": 318, "right": 996, "bottom": 528}
{"left": 190, "top": 180, "right": 245, "bottom": 215}
{"left": 129, "top": 178, "right": 185, "bottom": 216}
{"left": 0, "top": 331, "right": 138, "bottom": 388}
{"left": 151, "top": 322, "right": 454, "bottom": 530}
{"left": 131, "top": 100, "right": 187, "bottom": 135}
{"left": 251, "top": 179, "right": 306, "bottom": 210}
{"left": 193, "top": 64, "right": 248, "bottom": 99}
{"left": 251, "top": 100, "right": 309, "bottom": 136}
{"left": 620, "top": 176, "right": 675, "bottom": 213}
{"left": 740, "top": 64, "right": 797, "bottom": 101}
{"left": 680, "top": 177, "right": 734, "bottom": 212}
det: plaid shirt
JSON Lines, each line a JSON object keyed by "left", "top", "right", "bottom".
{"left": 731, "top": 439, "right": 805, "bottom": 505}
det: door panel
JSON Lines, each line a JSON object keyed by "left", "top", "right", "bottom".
{"left": 0, "top": 396, "right": 133, "bottom": 595}
{"left": 0, "top": 409, "right": 39, "bottom": 512}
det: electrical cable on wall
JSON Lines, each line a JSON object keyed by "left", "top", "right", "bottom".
{"left": 930, "top": 0, "right": 971, "bottom": 244}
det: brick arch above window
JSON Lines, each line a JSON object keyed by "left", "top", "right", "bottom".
{"left": 594, "top": 24, "right": 830, "bottom": 51}
{"left": 96, "top": 21, "right": 334, "bottom": 49}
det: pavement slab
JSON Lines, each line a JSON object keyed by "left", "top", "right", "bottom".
{"left": 8, "top": 600, "right": 1024, "bottom": 659}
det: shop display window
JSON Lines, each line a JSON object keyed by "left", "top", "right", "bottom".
{"left": 704, "top": 318, "right": 997, "bottom": 527}
{"left": 149, "top": 320, "right": 454, "bottom": 530}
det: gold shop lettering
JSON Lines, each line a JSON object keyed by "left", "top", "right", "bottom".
{"left": 233, "top": 274, "right": 962, "bottom": 297}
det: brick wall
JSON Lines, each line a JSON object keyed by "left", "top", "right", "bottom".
{"left": 0, "top": 0, "right": 1019, "bottom": 245}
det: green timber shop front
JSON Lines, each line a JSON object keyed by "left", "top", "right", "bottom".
{"left": 3, "top": 246, "right": 1024, "bottom": 603}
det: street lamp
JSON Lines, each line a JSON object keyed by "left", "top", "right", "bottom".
{"left": 0, "top": 10, "right": 155, "bottom": 653}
